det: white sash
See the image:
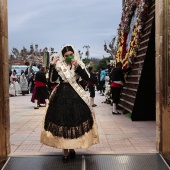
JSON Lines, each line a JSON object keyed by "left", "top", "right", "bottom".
{"left": 57, "top": 62, "right": 93, "bottom": 112}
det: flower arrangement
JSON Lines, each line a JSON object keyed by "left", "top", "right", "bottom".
{"left": 115, "top": 0, "right": 149, "bottom": 68}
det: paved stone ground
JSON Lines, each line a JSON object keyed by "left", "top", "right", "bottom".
{"left": 9, "top": 91, "right": 156, "bottom": 156}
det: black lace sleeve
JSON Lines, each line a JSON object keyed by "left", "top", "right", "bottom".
{"left": 48, "top": 64, "right": 60, "bottom": 90}
{"left": 49, "top": 64, "right": 59, "bottom": 82}
{"left": 89, "top": 72, "right": 97, "bottom": 84}
{"left": 75, "top": 65, "right": 89, "bottom": 81}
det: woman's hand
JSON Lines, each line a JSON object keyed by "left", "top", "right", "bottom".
{"left": 71, "top": 59, "right": 79, "bottom": 68}
{"left": 50, "top": 55, "right": 59, "bottom": 65}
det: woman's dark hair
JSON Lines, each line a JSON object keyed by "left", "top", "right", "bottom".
{"left": 88, "top": 66, "right": 93, "bottom": 72}
{"left": 62, "top": 46, "right": 74, "bottom": 56}
{"left": 41, "top": 66, "right": 46, "bottom": 72}
{"left": 116, "top": 62, "right": 122, "bottom": 68}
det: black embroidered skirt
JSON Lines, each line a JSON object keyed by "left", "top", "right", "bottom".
{"left": 34, "top": 86, "right": 49, "bottom": 100}
{"left": 44, "top": 83, "right": 93, "bottom": 139}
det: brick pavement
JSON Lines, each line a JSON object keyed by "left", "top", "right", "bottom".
{"left": 9, "top": 91, "right": 156, "bottom": 156}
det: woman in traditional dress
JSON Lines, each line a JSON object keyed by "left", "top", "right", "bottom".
{"left": 20, "top": 73, "right": 29, "bottom": 95}
{"left": 40, "top": 45, "right": 99, "bottom": 163}
{"left": 10, "top": 70, "right": 21, "bottom": 96}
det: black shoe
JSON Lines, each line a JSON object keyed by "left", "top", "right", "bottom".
{"left": 62, "top": 156, "right": 69, "bottom": 163}
{"left": 92, "top": 104, "right": 97, "bottom": 107}
{"left": 34, "top": 106, "right": 39, "bottom": 109}
{"left": 112, "top": 112, "right": 121, "bottom": 115}
{"left": 69, "top": 150, "right": 76, "bottom": 159}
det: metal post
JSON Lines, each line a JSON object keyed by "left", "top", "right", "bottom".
{"left": 83, "top": 45, "right": 90, "bottom": 59}
{"left": 0, "top": 0, "right": 10, "bottom": 168}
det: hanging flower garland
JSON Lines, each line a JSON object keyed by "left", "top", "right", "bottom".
{"left": 115, "top": 0, "right": 149, "bottom": 68}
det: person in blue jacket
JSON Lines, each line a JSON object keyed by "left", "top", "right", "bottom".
{"left": 99, "top": 67, "right": 106, "bottom": 96}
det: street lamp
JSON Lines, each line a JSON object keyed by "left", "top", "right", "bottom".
{"left": 35, "top": 44, "right": 38, "bottom": 50}
{"left": 83, "top": 45, "right": 90, "bottom": 59}
{"left": 78, "top": 50, "right": 83, "bottom": 60}
{"left": 50, "top": 47, "right": 54, "bottom": 53}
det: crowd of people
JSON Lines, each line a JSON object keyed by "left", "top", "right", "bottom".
{"left": 86, "top": 62, "right": 132, "bottom": 115}
{"left": 9, "top": 44, "right": 132, "bottom": 163}
{"left": 9, "top": 55, "right": 132, "bottom": 112}
{"left": 9, "top": 70, "right": 30, "bottom": 96}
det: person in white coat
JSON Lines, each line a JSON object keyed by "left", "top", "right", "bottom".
{"left": 20, "top": 73, "right": 29, "bottom": 95}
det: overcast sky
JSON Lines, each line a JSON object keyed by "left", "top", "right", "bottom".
{"left": 8, "top": 0, "right": 122, "bottom": 59}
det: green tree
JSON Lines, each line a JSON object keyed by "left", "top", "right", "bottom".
{"left": 97, "top": 56, "right": 113, "bottom": 70}
{"left": 93, "top": 64, "right": 98, "bottom": 72}
{"left": 82, "top": 58, "right": 91, "bottom": 66}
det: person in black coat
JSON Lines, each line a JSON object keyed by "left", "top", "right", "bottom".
{"left": 110, "top": 62, "right": 132, "bottom": 114}
{"left": 88, "top": 66, "right": 97, "bottom": 107}
{"left": 34, "top": 67, "right": 49, "bottom": 109}
{"left": 28, "top": 73, "right": 35, "bottom": 93}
